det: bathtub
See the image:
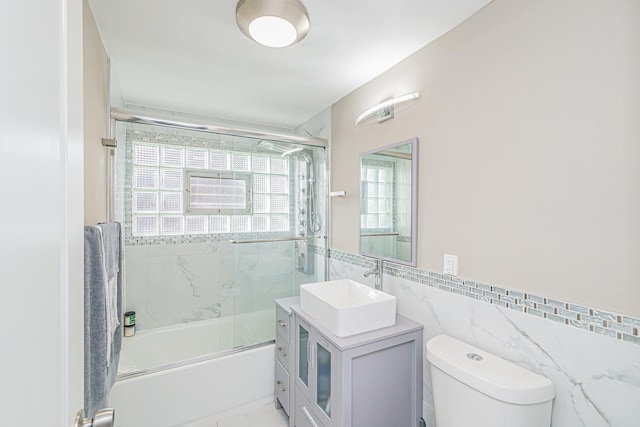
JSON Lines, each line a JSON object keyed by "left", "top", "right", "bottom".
{"left": 110, "top": 310, "right": 277, "bottom": 426}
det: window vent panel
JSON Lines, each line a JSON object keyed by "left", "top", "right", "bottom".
{"left": 188, "top": 175, "right": 248, "bottom": 211}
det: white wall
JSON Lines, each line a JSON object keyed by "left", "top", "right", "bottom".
{"left": 0, "top": 0, "right": 84, "bottom": 424}
{"left": 331, "top": 0, "right": 640, "bottom": 316}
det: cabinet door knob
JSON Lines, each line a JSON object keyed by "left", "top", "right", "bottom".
{"left": 277, "top": 346, "right": 287, "bottom": 357}
{"left": 277, "top": 320, "right": 286, "bottom": 327}
{"left": 310, "top": 343, "right": 316, "bottom": 368}
{"left": 276, "top": 380, "right": 286, "bottom": 392}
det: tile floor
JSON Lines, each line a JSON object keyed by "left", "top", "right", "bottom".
{"left": 215, "top": 403, "right": 289, "bottom": 427}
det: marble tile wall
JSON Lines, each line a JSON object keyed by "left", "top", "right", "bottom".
{"left": 124, "top": 241, "right": 224, "bottom": 330}
{"left": 329, "top": 250, "right": 640, "bottom": 427}
{"left": 124, "top": 241, "right": 326, "bottom": 331}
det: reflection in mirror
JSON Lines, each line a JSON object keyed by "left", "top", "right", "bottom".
{"left": 359, "top": 137, "right": 418, "bottom": 266}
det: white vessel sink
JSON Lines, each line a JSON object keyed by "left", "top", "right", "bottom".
{"left": 300, "top": 279, "right": 397, "bottom": 337}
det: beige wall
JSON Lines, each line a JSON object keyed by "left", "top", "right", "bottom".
{"left": 83, "top": 0, "right": 110, "bottom": 224}
{"left": 331, "top": 0, "right": 640, "bottom": 316}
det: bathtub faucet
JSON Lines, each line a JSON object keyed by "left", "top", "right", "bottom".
{"left": 364, "top": 259, "right": 383, "bottom": 290}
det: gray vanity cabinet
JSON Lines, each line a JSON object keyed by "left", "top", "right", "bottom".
{"left": 291, "top": 305, "right": 423, "bottom": 427}
{"left": 275, "top": 296, "right": 300, "bottom": 427}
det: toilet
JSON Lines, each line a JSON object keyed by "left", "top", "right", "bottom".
{"left": 426, "top": 335, "right": 555, "bottom": 427}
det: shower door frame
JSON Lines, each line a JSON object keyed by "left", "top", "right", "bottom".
{"left": 109, "top": 106, "right": 329, "bottom": 279}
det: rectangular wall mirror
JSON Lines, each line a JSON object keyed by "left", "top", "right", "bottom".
{"left": 359, "top": 137, "right": 418, "bottom": 266}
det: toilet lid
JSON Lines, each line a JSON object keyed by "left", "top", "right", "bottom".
{"left": 426, "top": 334, "right": 555, "bottom": 404}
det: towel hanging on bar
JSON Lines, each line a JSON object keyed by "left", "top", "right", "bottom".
{"left": 84, "top": 222, "right": 123, "bottom": 418}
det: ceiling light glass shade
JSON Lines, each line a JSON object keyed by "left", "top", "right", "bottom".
{"left": 249, "top": 16, "right": 297, "bottom": 48}
{"left": 236, "top": 0, "right": 310, "bottom": 48}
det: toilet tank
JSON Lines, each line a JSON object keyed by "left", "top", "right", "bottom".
{"left": 426, "top": 335, "right": 554, "bottom": 427}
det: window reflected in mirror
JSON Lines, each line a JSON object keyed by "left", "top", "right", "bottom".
{"left": 359, "top": 137, "right": 418, "bottom": 266}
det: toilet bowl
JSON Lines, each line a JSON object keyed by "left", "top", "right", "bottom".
{"left": 426, "top": 334, "right": 554, "bottom": 427}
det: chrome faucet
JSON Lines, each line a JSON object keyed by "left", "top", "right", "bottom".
{"left": 364, "top": 259, "right": 383, "bottom": 290}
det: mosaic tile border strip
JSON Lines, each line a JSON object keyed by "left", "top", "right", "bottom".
{"left": 125, "top": 231, "right": 295, "bottom": 246}
{"left": 328, "top": 249, "right": 640, "bottom": 346}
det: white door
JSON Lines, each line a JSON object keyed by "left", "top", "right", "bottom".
{"left": 0, "top": 0, "right": 85, "bottom": 426}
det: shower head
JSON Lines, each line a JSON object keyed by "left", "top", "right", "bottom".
{"left": 281, "top": 146, "right": 304, "bottom": 157}
{"left": 256, "top": 140, "right": 275, "bottom": 150}
{"left": 256, "top": 140, "right": 291, "bottom": 154}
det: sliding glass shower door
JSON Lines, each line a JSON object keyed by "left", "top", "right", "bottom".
{"left": 221, "top": 142, "right": 327, "bottom": 350}
{"left": 114, "top": 118, "right": 327, "bottom": 372}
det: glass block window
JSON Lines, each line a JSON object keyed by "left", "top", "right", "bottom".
{"left": 360, "top": 161, "right": 394, "bottom": 230}
{"left": 130, "top": 141, "right": 291, "bottom": 237}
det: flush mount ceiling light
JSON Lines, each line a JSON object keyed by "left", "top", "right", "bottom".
{"left": 236, "top": 0, "right": 310, "bottom": 48}
{"left": 355, "top": 92, "right": 420, "bottom": 125}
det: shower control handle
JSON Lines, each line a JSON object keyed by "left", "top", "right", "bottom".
{"left": 74, "top": 408, "right": 115, "bottom": 427}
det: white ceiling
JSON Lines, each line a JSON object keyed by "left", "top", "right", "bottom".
{"left": 88, "top": 0, "right": 492, "bottom": 129}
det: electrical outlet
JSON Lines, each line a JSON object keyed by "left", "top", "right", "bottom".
{"left": 443, "top": 254, "right": 459, "bottom": 276}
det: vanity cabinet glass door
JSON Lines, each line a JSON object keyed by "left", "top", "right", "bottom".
{"left": 316, "top": 342, "right": 331, "bottom": 417}
{"left": 296, "top": 318, "right": 334, "bottom": 425}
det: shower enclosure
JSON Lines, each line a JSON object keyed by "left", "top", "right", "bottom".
{"left": 113, "top": 115, "right": 327, "bottom": 376}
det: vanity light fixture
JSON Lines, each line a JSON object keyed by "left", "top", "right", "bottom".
{"left": 236, "top": 0, "right": 310, "bottom": 48}
{"left": 355, "top": 92, "right": 420, "bottom": 125}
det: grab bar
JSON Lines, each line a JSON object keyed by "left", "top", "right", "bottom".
{"left": 360, "top": 232, "right": 400, "bottom": 237}
{"left": 228, "top": 236, "right": 311, "bottom": 244}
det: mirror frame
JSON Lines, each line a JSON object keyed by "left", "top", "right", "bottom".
{"left": 359, "top": 137, "right": 419, "bottom": 266}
